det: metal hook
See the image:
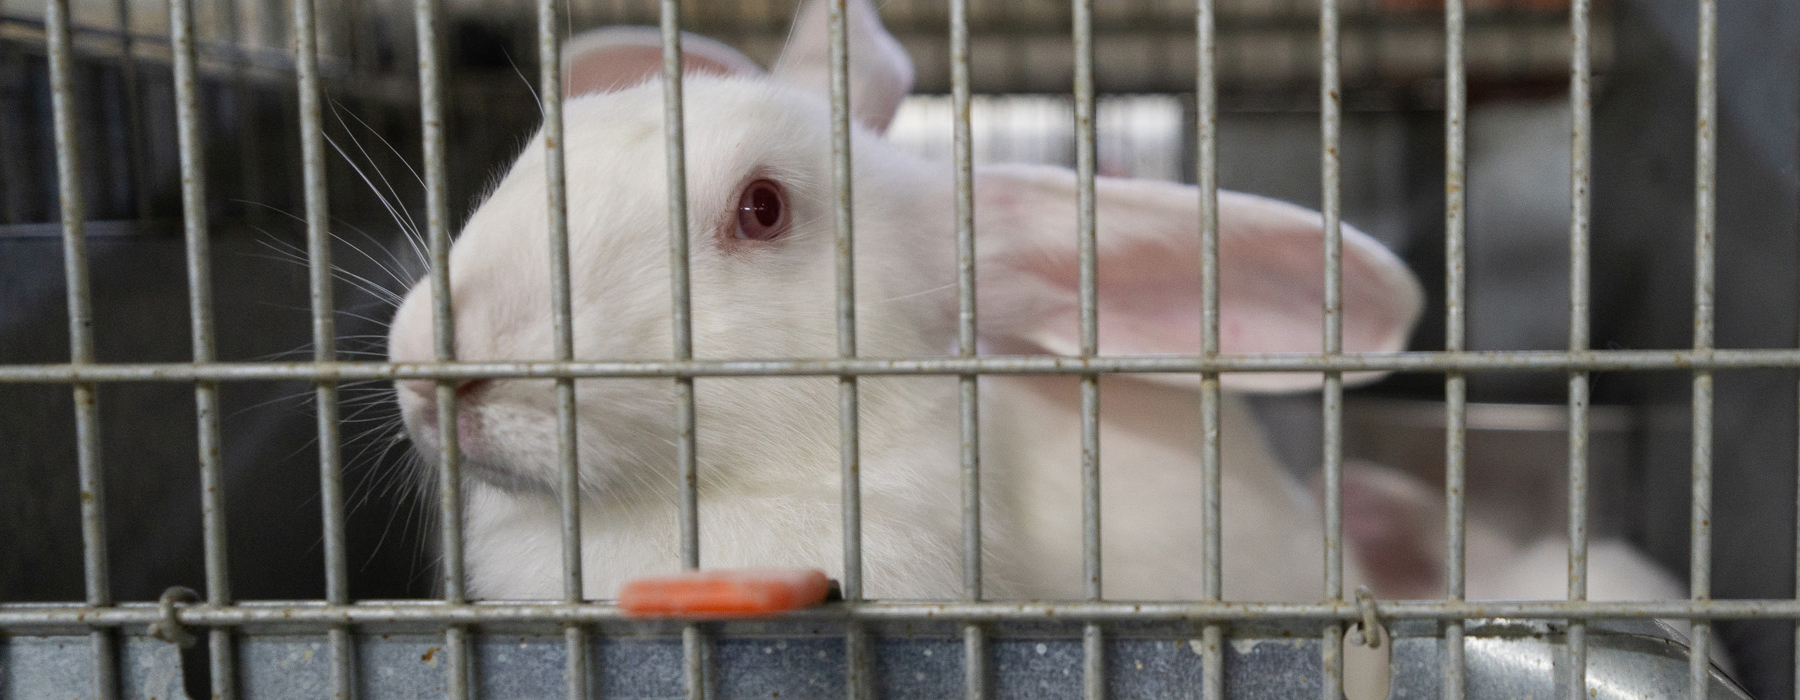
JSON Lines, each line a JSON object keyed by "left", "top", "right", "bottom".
{"left": 147, "top": 586, "right": 202, "bottom": 648}
{"left": 1350, "top": 586, "right": 1384, "bottom": 649}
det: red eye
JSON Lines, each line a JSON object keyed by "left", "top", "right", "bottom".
{"left": 735, "top": 179, "right": 789, "bottom": 241}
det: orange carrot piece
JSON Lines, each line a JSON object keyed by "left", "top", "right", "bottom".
{"left": 618, "top": 568, "right": 833, "bottom": 619}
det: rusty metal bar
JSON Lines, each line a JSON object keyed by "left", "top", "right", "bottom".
{"left": 1197, "top": 0, "right": 1224, "bottom": 696}
{"left": 657, "top": 1, "right": 707, "bottom": 697}
{"left": 7, "top": 598, "right": 1800, "bottom": 629}
{"left": 1566, "top": 0, "right": 1594, "bottom": 696}
{"left": 951, "top": 0, "right": 986, "bottom": 695}
{"left": 827, "top": 1, "right": 867, "bottom": 697}
{"left": 1072, "top": 0, "right": 1104, "bottom": 696}
{"left": 48, "top": 0, "right": 118, "bottom": 696}
{"left": 292, "top": 0, "right": 354, "bottom": 693}
{"left": 1318, "top": 0, "right": 1346, "bottom": 693}
{"left": 170, "top": 0, "right": 237, "bottom": 693}
{"left": 536, "top": 0, "right": 591, "bottom": 697}
{"left": 414, "top": 0, "right": 470, "bottom": 693}
{"left": 1689, "top": 1, "right": 1717, "bottom": 698}
{"left": 1444, "top": 0, "right": 1469, "bottom": 695}
{"left": 10, "top": 350, "right": 1800, "bottom": 384}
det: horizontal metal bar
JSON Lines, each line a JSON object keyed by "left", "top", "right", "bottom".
{"left": 7, "top": 599, "right": 1800, "bottom": 629}
{"left": 7, "top": 350, "right": 1800, "bottom": 384}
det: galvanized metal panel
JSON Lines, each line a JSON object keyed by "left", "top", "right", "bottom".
{"left": 8, "top": 620, "right": 1752, "bottom": 699}
{"left": 2, "top": 634, "right": 186, "bottom": 700}
{"left": 223, "top": 625, "right": 1329, "bottom": 700}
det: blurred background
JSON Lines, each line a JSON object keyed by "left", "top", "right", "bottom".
{"left": 1, "top": 0, "right": 1795, "bottom": 696}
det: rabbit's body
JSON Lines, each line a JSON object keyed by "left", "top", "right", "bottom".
{"left": 404, "top": 75, "right": 1366, "bottom": 603}
{"left": 391, "top": 3, "right": 1410, "bottom": 696}
{"left": 460, "top": 372, "right": 1352, "bottom": 603}
{"left": 985, "top": 376, "right": 1345, "bottom": 602}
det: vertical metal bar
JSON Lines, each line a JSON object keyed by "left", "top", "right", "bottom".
{"left": 110, "top": 0, "right": 151, "bottom": 219}
{"left": 49, "top": 2, "right": 119, "bottom": 697}
{"left": 1195, "top": 0, "right": 1224, "bottom": 698}
{"left": 294, "top": 0, "right": 354, "bottom": 694}
{"left": 658, "top": 2, "right": 706, "bottom": 698}
{"left": 539, "top": 0, "right": 590, "bottom": 697}
{"left": 1566, "top": 0, "right": 1593, "bottom": 697}
{"left": 416, "top": 0, "right": 470, "bottom": 693}
{"left": 659, "top": 0, "right": 696, "bottom": 575}
{"left": 1073, "top": 1, "right": 1103, "bottom": 698}
{"left": 1690, "top": 1, "right": 1717, "bottom": 697}
{"left": 827, "top": 1, "right": 867, "bottom": 696}
{"left": 829, "top": 0, "right": 863, "bottom": 603}
{"left": 1442, "top": 0, "right": 1468, "bottom": 696}
{"left": 542, "top": 0, "right": 579, "bottom": 609}
{"left": 1318, "top": 0, "right": 1346, "bottom": 695}
{"left": 170, "top": 0, "right": 236, "bottom": 695}
{"left": 951, "top": 0, "right": 986, "bottom": 695}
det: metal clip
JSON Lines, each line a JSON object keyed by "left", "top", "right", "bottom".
{"left": 1350, "top": 586, "right": 1384, "bottom": 649}
{"left": 147, "top": 586, "right": 201, "bottom": 648}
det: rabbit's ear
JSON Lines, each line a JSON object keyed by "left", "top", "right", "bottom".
{"left": 772, "top": 0, "right": 914, "bottom": 133}
{"left": 973, "top": 164, "right": 1422, "bottom": 392}
{"left": 564, "top": 26, "right": 764, "bottom": 97}
{"left": 1316, "top": 461, "right": 1447, "bottom": 600}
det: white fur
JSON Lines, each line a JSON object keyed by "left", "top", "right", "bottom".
{"left": 387, "top": 73, "right": 1412, "bottom": 600}
{"left": 388, "top": 3, "right": 1422, "bottom": 696}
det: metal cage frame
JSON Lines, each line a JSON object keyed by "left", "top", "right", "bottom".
{"left": 0, "top": 0, "right": 1767, "bottom": 698}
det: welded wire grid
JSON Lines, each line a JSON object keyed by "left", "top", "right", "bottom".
{"left": 0, "top": 0, "right": 1753, "bottom": 699}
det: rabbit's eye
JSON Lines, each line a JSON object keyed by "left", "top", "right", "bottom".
{"left": 735, "top": 179, "right": 789, "bottom": 241}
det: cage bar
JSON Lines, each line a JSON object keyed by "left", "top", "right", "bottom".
{"left": 1318, "top": 0, "right": 1346, "bottom": 695}
{"left": 1195, "top": 0, "right": 1225, "bottom": 698}
{"left": 536, "top": 0, "right": 591, "bottom": 697}
{"left": 1442, "top": 0, "right": 1468, "bottom": 696}
{"left": 48, "top": 0, "right": 119, "bottom": 696}
{"left": 1071, "top": 0, "right": 1104, "bottom": 697}
{"left": 1565, "top": 0, "right": 1594, "bottom": 697}
{"left": 826, "top": 1, "right": 868, "bottom": 698}
{"left": 1, "top": 0, "right": 1774, "bottom": 697}
{"left": 6, "top": 597, "right": 1800, "bottom": 628}
{"left": 18, "top": 349, "right": 1800, "bottom": 385}
{"left": 170, "top": 0, "right": 238, "bottom": 694}
{"left": 1689, "top": 1, "right": 1717, "bottom": 698}
{"left": 413, "top": 0, "right": 471, "bottom": 694}
{"left": 292, "top": 0, "right": 355, "bottom": 694}
{"left": 656, "top": 1, "right": 708, "bottom": 697}
{"left": 950, "top": 0, "right": 987, "bottom": 696}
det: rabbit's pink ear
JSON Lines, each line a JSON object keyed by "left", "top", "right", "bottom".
{"left": 771, "top": 0, "right": 914, "bottom": 133}
{"left": 563, "top": 26, "right": 763, "bottom": 96}
{"left": 974, "top": 164, "right": 1423, "bottom": 392}
{"left": 1317, "top": 461, "right": 1447, "bottom": 600}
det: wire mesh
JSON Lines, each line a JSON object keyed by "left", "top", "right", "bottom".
{"left": 0, "top": 0, "right": 1776, "bottom": 697}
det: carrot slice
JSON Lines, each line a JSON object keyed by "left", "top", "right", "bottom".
{"left": 618, "top": 568, "right": 833, "bottom": 619}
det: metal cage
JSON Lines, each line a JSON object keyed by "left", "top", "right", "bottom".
{"left": 0, "top": 0, "right": 1789, "bottom": 698}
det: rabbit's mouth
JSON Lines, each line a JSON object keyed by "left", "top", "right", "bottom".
{"left": 399, "top": 412, "right": 560, "bottom": 497}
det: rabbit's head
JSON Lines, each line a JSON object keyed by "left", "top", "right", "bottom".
{"left": 388, "top": 0, "right": 1423, "bottom": 500}
{"left": 388, "top": 0, "right": 943, "bottom": 498}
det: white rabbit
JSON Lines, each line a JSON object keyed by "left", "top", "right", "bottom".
{"left": 1328, "top": 459, "right": 1691, "bottom": 602}
{"left": 385, "top": 2, "right": 1421, "bottom": 693}
{"left": 1330, "top": 459, "right": 1734, "bottom": 675}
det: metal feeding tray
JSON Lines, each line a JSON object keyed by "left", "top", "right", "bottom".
{"left": 0, "top": 614, "right": 1748, "bottom": 699}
